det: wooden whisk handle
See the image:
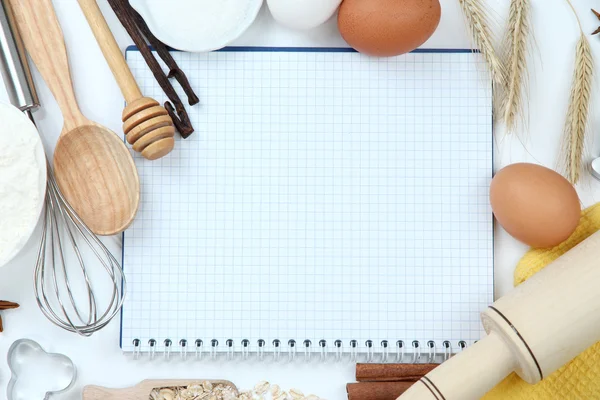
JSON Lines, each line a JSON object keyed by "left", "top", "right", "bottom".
{"left": 77, "top": 0, "right": 142, "bottom": 103}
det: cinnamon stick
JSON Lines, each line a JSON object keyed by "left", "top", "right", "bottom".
{"left": 356, "top": 363, "right": 438, "bottom": 382}
{"left": 347, "top": 382, "right": 415, "bottom": 400}
{"left": 0, "top": 301, "right": 20, "bottom": 309}
{"left": 0, "top": 300, "right": 19, "bottom": 333}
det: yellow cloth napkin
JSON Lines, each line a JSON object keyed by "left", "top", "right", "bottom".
{"left": 483, "top": 203, "right": 600, "bottom": 400}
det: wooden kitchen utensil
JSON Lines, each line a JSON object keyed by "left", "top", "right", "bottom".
{"left": 8, "top": 0, "right": 140, "bottom": 236}
{"left": 83, "top": 380, "right": 238, "bottom": 400}
{"left": 77, "top": 0, "right": 175, "bottom": 160}
{"left": 398, "top": 230, "right": 600, "bottom": 400}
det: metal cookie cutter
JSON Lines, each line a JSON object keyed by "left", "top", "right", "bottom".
{"left": 7, "top": 339, "right": 76, "bottom": 400}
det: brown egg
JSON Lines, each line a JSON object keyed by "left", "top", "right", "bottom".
{"left": 490, "top": 163, "right": 581, "bottom": 248}
{"left": 338, "top": 0, "right": 441, "bottom": 57}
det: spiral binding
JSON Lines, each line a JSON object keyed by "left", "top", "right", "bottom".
{"left": 130, "top": 338, "right": 470, "bottom": 363}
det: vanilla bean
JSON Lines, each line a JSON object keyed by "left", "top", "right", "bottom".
{"left": 107, "top": 0, "right": 196, "bottom": 138}
{"left": 128, "top": 6, "right": 199, "bottom": 106}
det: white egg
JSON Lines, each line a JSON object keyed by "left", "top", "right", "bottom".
{"left": 267, "top": 0, "right": 342, "bottom": 30}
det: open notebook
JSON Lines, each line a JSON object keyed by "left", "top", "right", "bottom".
{"left": 122, "top": 48, "right": 494, "bottom": 361}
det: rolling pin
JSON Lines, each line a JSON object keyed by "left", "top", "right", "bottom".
{"left": 398, "top": 230, "right": 600, "bottom": 400}
{"left": 77, "top": 0, "right": 175, "bottom": 160}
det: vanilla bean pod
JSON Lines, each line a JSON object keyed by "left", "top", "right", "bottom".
{"left": 107, "top": 0, "right": 197, "bottom": 138}
{"left": 129, "top": 7, "right": 199, "bottom": 106}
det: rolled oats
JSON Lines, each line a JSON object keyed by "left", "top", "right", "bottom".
{"left": 158, "top": 388, "right": 177, "bottom": 400}
{"left": 289, "top": 388, "right": 305, "bottom": 400}
{"left": 254, "top": 381, "right": 270, "bottom": 395}
{"left": 149, "top": 381, "right": 323, "bottom": 400}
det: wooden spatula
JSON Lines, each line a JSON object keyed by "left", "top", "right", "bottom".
{"left": 83, "top": 380, "right": 238, "bottom": 400}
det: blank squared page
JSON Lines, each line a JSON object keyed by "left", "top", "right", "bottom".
{"left": 122, "top": 48, "right": 494, "bottom": 355}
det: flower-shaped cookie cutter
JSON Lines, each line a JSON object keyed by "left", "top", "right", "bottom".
{"left": 7, "top": 339, "right": 76, "bottom": 400}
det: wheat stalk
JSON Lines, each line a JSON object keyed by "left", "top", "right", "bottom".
{"left": 562, "top": 1, "right": 593, "bottom": 184}
{"left": 502, "top": 0, "right": 530, "bottom": 132}
{"left": 563, "top": 33, "right": 593, "bottom": 183}
{"left": 458, "top": 0, "right": 507, "bottom": 91}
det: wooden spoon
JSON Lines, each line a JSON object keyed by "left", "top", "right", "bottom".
{"left": 9, "top": 0, "right": 140, "bottom": 236}
{"left": 77, "top": 0, "right": 175, "bottom": 161}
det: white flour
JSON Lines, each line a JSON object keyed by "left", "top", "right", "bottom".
{"left": 0, "top": 106, "right": 44, "bottom": 265}
{"left": 130, "top": 0, "right": 261, "bottom": 51}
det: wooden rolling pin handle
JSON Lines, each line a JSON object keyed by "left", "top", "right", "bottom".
{"left": 77, "top": 0, "right": 142, "bottom": 103}
{"left": 8, "top": 0, "right": 86, "bottom": 132}
{"left": 398, "top": 333, "right": 517, "bottom": 400}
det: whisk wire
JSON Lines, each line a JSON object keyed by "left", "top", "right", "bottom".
{"left": 60, "top": 202, "right": 96, "bottom": 325}
{"left": 34, "top": 159, "right": 126, "bottom": 336}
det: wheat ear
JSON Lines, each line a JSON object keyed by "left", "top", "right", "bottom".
{"left": 502, "top": 0, "right": 530, "bottom": 132}
{"left": 458, "top": 0, "right": 507, "bottom": 90}
{"left": 562, "top": 1, "right": 593, "bottom": 184}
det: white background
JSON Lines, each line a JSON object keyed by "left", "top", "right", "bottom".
{"left": 0, "top": 0, "right": 599, "bottom": 399}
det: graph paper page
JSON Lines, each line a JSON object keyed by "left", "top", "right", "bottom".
{"left": 122, "top": 48, "right": 494, "bottom": 355}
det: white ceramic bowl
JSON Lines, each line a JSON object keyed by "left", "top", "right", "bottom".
{"left": 592, "top": 157, "right": 600, "bottom": 181}
{"left": 130, "top": 0, "right": 264, "bottom": 53}
{"left": 267, "top": 0, "right": 342, "bottom": 30}
{"left": 0, "top": 103, "right": 47, "bottom": 268}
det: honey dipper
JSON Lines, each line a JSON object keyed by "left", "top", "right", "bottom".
{"left": 78, "top": 0, "right": 174, "bottom": 160}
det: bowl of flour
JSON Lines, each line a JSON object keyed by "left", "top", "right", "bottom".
{"left": 0, "top": 103, "right": 46, "bottom": 268}
{"left": 129, "top": 0, "right": 264, "bottom": 52}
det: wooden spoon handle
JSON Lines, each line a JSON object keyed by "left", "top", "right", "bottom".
{"left": 8, "top": 0, "right": 86, "bottom": 132}
{"left": 82, "top": 385, "right": 121, "bottom": 400}
{"left": 77, "top": 0, "right": 142, "bottom": 103}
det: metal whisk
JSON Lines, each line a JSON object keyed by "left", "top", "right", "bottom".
{"left": 34, "top": 157, "right": 126, "bottom": 336}
{"left": 0, "top": 0, "right": 126, "bottom": 336}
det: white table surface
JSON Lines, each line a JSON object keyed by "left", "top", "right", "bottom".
{"left": 1, "top": 0, "right": 599, "bottom": 398}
